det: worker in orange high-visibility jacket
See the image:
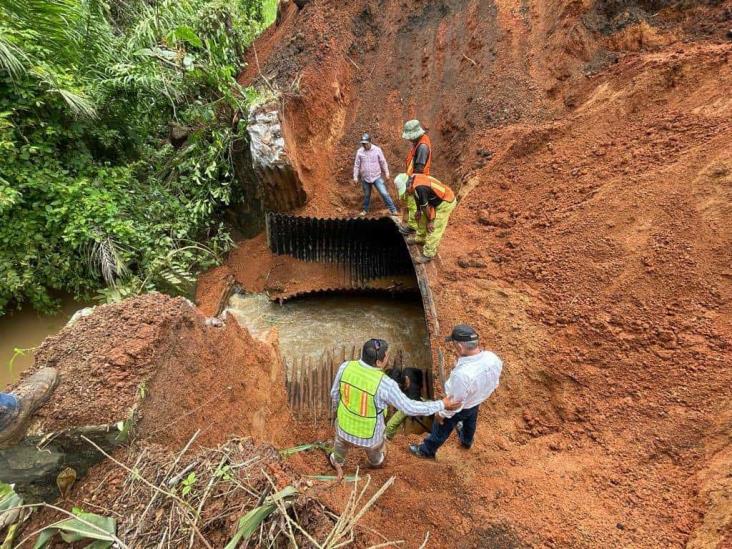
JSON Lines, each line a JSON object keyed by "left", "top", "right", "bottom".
{"left": 405, "top": 173, "right": 457, "bottom": 263}
{"left": 399, "top": 120, "right": 432, "bottom": 236}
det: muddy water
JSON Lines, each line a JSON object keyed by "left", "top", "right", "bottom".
{"left": 225, "top": 292, "right": 431, "bottom": 370}
{"left": 0, "top": 298, "right": 86, "bottom": 389}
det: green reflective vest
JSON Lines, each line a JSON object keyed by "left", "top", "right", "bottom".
{"left": 336, "top": 361, "right": 385, "bottom": 439}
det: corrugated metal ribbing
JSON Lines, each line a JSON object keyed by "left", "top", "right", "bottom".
{"left": 266, "top": 213, "right": 413, "bottom": 283}
{"left": 256, "top": 166, "right": 306, "bottom": 212}
{"left": 286, "top": 345, "right": 406, "bottom": 420}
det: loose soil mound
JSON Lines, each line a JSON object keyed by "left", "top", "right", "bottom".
{"left": 21, "top": 293, "right": 292, "bottom": 449}
{"left": 25, "top": 294, "right": 192, "bottom": 431}
{"left": 219, "top": 0, "right": 732, "bottom": 547}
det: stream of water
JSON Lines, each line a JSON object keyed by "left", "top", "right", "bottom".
{"left": 225, "top": 292, "right": 431, "bottom": 370}
{"left": 0, "top": 297, "right": 87, "bottom": 389}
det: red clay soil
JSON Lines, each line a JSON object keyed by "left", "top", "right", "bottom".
{"left": 21, "top": 294, "right": 193, "bottom": 431}
{"left": 20, "top": 293, "right": 292, "bottom": 449}
{"left": 218, "top": 0, "right": 732, "bottom": 547}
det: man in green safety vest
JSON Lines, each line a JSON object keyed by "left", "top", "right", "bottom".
{"left": 329, "top": 338, "right": 461, "bottom": 469}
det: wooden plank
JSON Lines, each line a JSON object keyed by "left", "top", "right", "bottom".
{"left": 302, "top": 356, "right": 308, "bottom": 417}
{"left": 292, "top": 358, "right": 298, "bottom": 413}
{"left": 328, "top": 351, "right": 336, "bottom": 420}
{"left": 307, "top": 356, "right": 314, "bottom": 419}
{"left": 308, "top": 357, "right": 315, "bottom": 418}
{"left": 286, "top": 359, "right": 293, "bottom": 407}
{"left": 298, "top": 356, "right": 305, "bottom": 415}
{"left": 320, "top": 352, "right": 328, "bottom": 415}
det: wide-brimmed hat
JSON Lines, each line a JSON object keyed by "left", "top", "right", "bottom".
{"left": 394, "top": 173, "right": 409, "bottom": 197}
{"left": 402, "top": 119, "right": 425, "bottom": 140}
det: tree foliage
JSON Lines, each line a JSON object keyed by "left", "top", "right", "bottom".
{"left": 0, "top": 0, "right": 271, "bottom": 315}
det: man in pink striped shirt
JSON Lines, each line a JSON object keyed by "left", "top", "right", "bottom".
{"left": 352, "top": 133, "right": 398, "bottom": 218}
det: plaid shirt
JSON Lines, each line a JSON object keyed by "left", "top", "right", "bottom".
{"left": 353, "top": 145, "right": 390, "bottom": 183}
{"left": 330, "top": 360, "right": 444, "bottom": 448}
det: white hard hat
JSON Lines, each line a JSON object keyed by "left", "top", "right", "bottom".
{"left": 394, "top": 173, "right": 409, "bottom": 197}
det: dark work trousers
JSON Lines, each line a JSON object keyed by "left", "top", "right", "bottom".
{"left": 418, "top": 404, "right": 480, "bottom": 457}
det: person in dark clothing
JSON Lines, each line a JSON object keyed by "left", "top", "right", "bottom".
{"left": 384, "top": 367, "right": 426, "bottom": 440}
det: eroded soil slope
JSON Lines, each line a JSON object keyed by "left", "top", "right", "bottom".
{"left": 225, "top": 0, "right": 732, "bottom": 547}
{"left": 21, "top": 293, "right": 292, "bottom": 449}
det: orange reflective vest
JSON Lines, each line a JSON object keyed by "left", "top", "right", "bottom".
{"left": 405, "top": 134, "right": 432, "bottom": 176}
{"left": 409, "top": 174, "right": 455, "bottom": 220}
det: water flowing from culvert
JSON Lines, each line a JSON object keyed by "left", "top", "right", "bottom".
{"left": 225, "top": 292, "right": 431, "bottom": 372}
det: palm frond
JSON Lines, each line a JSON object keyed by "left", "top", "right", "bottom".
{"left": 30, "top": 65, "right": 98, "bottom": 118}
{"left": 0, "top": 35, "right": 28, "bottom": 77}
{"left": 0, "top": 0, "right": 83, "bottom": 53}
{"left": 55, "top": 88, "right": 98, "bottom": 118}
{"left": 86, "top": 235, "right": 129, "bottom": 286}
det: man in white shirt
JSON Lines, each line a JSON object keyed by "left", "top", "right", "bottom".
{"left": 409, "top": 324, "right": 502, "bottom": 459}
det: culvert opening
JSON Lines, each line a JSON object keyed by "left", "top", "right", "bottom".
{"left": 265, "top": 213, "right": 415, "bottom": 289}
{"left": 226, "top": 214, "right": 435, "bottom": 433}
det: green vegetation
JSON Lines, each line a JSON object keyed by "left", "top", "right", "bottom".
{"left": 33, "top": 508, "right": 117, "bottom": 548}
{"left": 0, "top": 0, "right": 275, "bottom": 316}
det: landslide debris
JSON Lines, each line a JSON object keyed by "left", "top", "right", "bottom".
{"left": 18, "top": 292, "right": 291, "bottom": 448}
{"left": 21, "top": 437, "right": 349, "bottom": 548}
{"left": 11, "top": 296, "right": 399, "bottom": 547}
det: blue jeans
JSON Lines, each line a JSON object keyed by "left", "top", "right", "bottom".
{"left": 418, "top": 404, "right": 479, "bottom": 457}
{"left": 361, "top": 177, "right": 397, "bottom": 214}
{"left": 0, "top": 393, "right": 19, "bottom": 431}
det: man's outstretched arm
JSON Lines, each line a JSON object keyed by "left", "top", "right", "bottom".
{"left": 380, "top": 377, "right": 445, "bottom": 416}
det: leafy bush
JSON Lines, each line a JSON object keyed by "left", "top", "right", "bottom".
{"left": 0, "top": 0, "right": 272, "bottom": 315}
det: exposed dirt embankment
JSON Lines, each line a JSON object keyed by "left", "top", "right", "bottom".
{"left": 22, "top": 293, "right": 292, "bottom": 449}
{"left": 222, "top": 0, "right": 732, "bottom": 547}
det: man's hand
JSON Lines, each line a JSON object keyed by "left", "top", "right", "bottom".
{"left": 434, "top": 414, "right": 444, "bottom": 425}
{"left": 353, "top": 178, "right": 359, "bottom": 185}
{"left": 426, "top": 221, "right": 435, "bottom": 233}
{"left": 442, "top": 394, "right": 461, "bottom": 410}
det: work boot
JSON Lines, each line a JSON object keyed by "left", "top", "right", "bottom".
{"left": 414, "top": 253, "right": 434, "bottom": 264}
{"left": 398, "top": 225, "right": 415, "bottom": 235}
{"left": 408, "top": 443, "right": 435, "bottom": 460}
{"left": 358, "top": 210, "right": 367, "bottom": 218}
{"left": 0, "top": 368, "right": 58, "bottom": 448}
{"left": 405, "top": 236, "right": 424, "bottom": 245}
